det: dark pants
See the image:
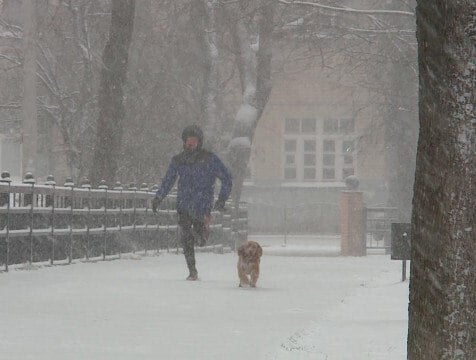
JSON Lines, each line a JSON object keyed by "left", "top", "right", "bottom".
{"left": 177, "top": 211, "right": 209, "bottom": 273}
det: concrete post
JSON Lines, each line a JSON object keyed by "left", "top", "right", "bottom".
{"left": 340, "top": 191, "right": 366, "bottom": 256}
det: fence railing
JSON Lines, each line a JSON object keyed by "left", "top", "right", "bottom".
{"left": 365, "top": 206, "right": 398, "bottom": 251}
{"left": 0, "top": 172, "right": 248, "bottom": 271}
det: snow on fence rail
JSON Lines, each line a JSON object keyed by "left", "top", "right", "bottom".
{"left": 0, "top": 172, "right": 248, "bottom": 272}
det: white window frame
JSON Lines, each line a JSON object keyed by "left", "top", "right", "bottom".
{"left": 283, "top": 117, "right": 355, "bottom": 182}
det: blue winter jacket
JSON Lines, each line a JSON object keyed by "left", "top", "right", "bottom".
{"left": 155, "top": 149, "right": 232, "bottom": 217}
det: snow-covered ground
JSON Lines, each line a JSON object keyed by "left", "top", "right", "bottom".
{"left": 0, "top": 235, "right": 409, "bottom": 360}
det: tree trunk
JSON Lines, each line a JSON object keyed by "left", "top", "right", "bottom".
{"left": 226, "top": 0, "right": 274, "bottom": 207}
{"left": 22, "top": 0, "right": 37, "bottom": 175}
{"left": 200, "top": 0, "right": 222, "bottom": 151}
{"left": 408, "top": 1, "right": 475, "bottom": 358}
{"left": 91, "top": 0, "right": 135, "bottom": 185}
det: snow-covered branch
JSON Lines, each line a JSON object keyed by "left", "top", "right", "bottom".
{"left": 0, "top": 19, "right": 23, "bottom": 38}
{"left": 0, "top": 53, "right": 21, "bottom": 65}
{"left": 276, "top": 0, "right": 415, "bottom": 17}
{"left": 346, "top": 27, "right": 415, "bottom": 35}
{"left": 0, "top": 102, "right": 21, "bottom": 109}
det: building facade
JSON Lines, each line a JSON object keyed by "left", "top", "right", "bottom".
{"left": 242, "top": 43, "right": 388, "bottom": 234}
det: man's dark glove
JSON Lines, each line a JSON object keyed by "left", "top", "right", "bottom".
{"left": 213, "top": 197, "right": 226, "bottom": 211}
{"left": 152, "top": 197, "right": 161, "bottom": 213}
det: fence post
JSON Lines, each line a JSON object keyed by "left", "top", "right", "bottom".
{"left": 129, "top": 182, "right": 137, "bottom": 254}
{"left": 81, "top": 178, "right": 92, "bottom": 260}
{"left": 113, "top": 182, "right": 123, "bottom": 257}
{"left": 45, "top": 175, "right": 56, "bottom": 265}
{"left": 64, "top": 178, "right": 75, "bottom": 263}
{"left": 222, "top": 204, "right": 232, "bottom": 249}
{"left": 1, "top": 171, "right": 12, "bottom": 271}
{"left": 23, "top": 172, "right": 36, "bottom": 264}
{"left": 283, "top": 204, "right": 288, "bottom": 247}
{"left": 140, "top": 183, "right": 149, "bottom": 255}
{"left": 98, "top": 180, "right": 108, "bottom": 260}
{"left": 340, "top": 176, "right": 366, "bottom": 256}
{"left": 150, "top": 184, "right": 162, "bottom": 254}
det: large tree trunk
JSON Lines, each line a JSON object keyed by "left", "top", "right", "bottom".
{"left": 91, "top": 0, "right": 135, "bottom": 185}
{"left": 408, "top": 1, "right": 475, "bottom": 358}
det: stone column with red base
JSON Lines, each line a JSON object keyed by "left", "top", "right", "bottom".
{"left": 340, "top": 177, "right": 366, "bottom": 256}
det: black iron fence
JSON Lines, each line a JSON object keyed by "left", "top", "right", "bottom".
{"left": 0, "top": 172, "right": 248, "bottom": 271}
{"left": 365, "top": 206, "right": 398, "bottom": 252}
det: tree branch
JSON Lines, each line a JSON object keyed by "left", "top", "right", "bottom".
{"left": 275, "top": 0, "right": 414, "bottom": 17}
{"left": 346, "top": 27, "right": 415, "bottom": 34}
{"left": 0, "top": 102, "right": 21, "bottom": 109}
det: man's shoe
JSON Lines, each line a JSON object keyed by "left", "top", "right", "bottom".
{"left": 186, "top": 273, "right": 198, "bottom": 281}
{"left": 186, "top": 269, "right": 198, "bottom": 281}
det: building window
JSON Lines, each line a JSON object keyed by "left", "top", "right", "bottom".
{"left": 285, "top": 118, "right": 300, "bottom": 133}
{"left": 303, "top": 139, "right": 316, "bottom": 179}
{"left": 304, "top": 153, "right": 316, "bottom": 166}
{"left": 283, "top": 117, "right": 355, "bottom": 182}
{"left": 342, "top": 167, "right": 354, "bottom": 179}
{"left": 323, "top": 139, "right": 335, "bottom": 152}
{"left": 301, "top": 118, "right": 316, "bottom": 133}
{"left": 323, "top": 154, "right": 335, "bottom": 166}
{"left": 285, "top": 118, "right": 317, "bottom": 133}
{"left": 304, "top": 139, "right": 316, "bottom": 152}
{"left": 323, "top": 119, "right": 338, "bottom": 133}
{"left": 284, "top": 167, "right": 297, "bottom": 179}
{"left": 342, "top": 140, "right": 354, "bottom": 153}
{"left": 285, "top": 154, "right": 295, "bottom": 165}
{"left": 284, "top": 139, "right": 297, "bottom": 180}
{"left": 304, "top": 167, "right": 316, "bottom": 179}
{"left": 340, "top": 119, "right": 354, "bottom": 133}
{"left": 323, "top": 168, "right": 335, "bottom": 180}
{"left": 325, "top": 118, "right": 355, "bottom": 134}
{"left": 342, "top": 139, "right": 354, "bottom": 179}
{"left": 285, "top": 139, "right": 297, "bottom": 152}
{"left": 344, "top": 155, "right": 353, "bottom": 165}
{"left": 322, "top": 138, "right": 335, "bottom": 180}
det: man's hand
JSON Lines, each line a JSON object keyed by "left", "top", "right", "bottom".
{"left": 152, "top": 197, "right": 161, "bottom": 213}
{"left": 213, "top": 197, "right": 226, "bottom": 211}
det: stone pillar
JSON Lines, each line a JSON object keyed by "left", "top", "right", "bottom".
{"left": 340, "top": 191, "right": 366, "bottom": 256}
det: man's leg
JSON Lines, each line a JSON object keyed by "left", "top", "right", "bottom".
{"left": 178, "top": 212, "right": 198, "bottom": 280}
{"left": 192, "top": 214, "right": 210, "bottom": 247}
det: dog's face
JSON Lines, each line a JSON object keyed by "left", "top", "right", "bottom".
{"left": 237, "top": 241, "right": 263, "bottom": 287}
{"left": 238, "top": 241, "right": 263, "bottom": 262}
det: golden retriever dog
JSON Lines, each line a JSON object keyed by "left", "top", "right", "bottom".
{"left": 237, "top": 240, "right": 263, "bottom": 287}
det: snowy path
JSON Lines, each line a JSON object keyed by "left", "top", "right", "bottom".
{"left": 0, "top": 240, "right": 408, "bottom": 360}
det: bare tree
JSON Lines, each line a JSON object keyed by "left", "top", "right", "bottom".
{"left": 21, "top": 0, "right": 37, "bottom": 175}
{"left": 407, "top": 1, "right": 475, "bottom": 358}
{"left": 117, "top": 0, "right": 213, "bottom": 185}
{"left": 198, "top": 0, "right": 221, "bottom": 150}
{"left": 1, "top": 1, "right": 110, "bottom": 181}
{"left": 219, "top": 0, "right": 275, "bottom": 205}
{"left": 36, "top": 1, "right": 110, "bottom": 181}
{"left": 91, "top": 0, "right": 135, "bottom": 185}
